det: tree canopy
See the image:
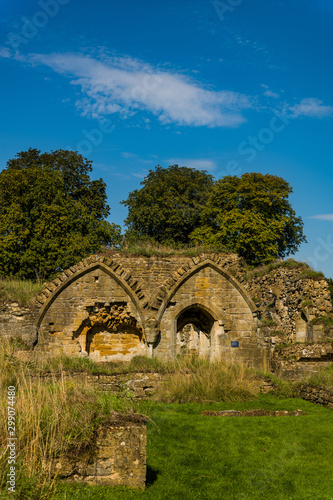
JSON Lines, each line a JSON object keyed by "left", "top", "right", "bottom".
{"left": 190, "top": 172, "right": 306, "bottom": 265}
{"left": 0, "top": 148, "right": 121, "bottom": 280}
{"left": 122, "top": 165, "right": 214, "bottom": 245}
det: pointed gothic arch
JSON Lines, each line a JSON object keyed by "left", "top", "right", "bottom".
{"left": 36, "top": 259, "right": 146, "bottom": 328}
{"left": 155, "top": 259, "right": 257, "bottom": 324}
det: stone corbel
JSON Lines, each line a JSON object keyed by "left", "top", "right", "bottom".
{"left": 143, "top": 318, "right": 160, "bottom": 355}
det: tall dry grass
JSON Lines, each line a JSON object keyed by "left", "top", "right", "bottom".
{"left": 0, "top": 340, "right": 136, "bottom": 499}
{"left": 0, "top": 278, "right": 44, "bottom": 306}
{"left": 115, "top": 238, "right": 229, "bottom": 258}
{"left": 155, "top": 356, "right": 261, "bottom": 403}
{"left": 305, "top": 363, "right": 333, "bottom": 390}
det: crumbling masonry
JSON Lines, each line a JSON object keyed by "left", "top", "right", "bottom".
{"left": 1, "top": 253, "right": 332, "bottom": 375}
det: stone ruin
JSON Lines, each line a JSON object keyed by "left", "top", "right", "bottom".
{"left": 2, "top": 252, "right": 332, "bottom": 491}
{"left": 1, "top": 252, "right": 332, "bottom": 378}
{"left": 52, "top": 415, "right": 147, "bottom": 489}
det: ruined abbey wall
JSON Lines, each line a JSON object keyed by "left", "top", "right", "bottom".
{"left": 1, "top": 252, "right": 332, "bottom": 375}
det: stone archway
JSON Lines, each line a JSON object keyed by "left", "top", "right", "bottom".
{"left": 34, "top": 253, "right": 267, "bottom": 369}
{"left": 155, "top": 261, "right": 263, "bottom": 367}
{"left": 176, "top": 305, "right": 216, "bottom": 359}
{"left": 35, "top": 259, "right": 149, "bottom": 361}
{"left": 171, "top": 300, "right": 226, "bottom": 361}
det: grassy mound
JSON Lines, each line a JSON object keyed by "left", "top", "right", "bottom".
{"left": 0, "top": 278, "right": 44, "bottom": 305}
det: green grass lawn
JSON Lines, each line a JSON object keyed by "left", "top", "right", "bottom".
{"left": 54, "top": 395, "right": 333, "bottom": 500}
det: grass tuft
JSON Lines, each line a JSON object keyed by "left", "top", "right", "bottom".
{"left": 156, "top": 357, "right": 260, "bottom": 403}
{"left": 101, "top": 238, "right": 230, "bottom": 258}
{"left": 299, "top": 269, "right": 325, "bottom": 280}
{"left": 0, "top": 278, "right": 44, "bottom": 305}
{"left": 305, "top": 363, "right": 333, "bottom": 390}
{"left": 310, "top": 315, "right": 333, "bottom": 327}
{"left": 246, "top": 258, "right": 309, "bottom": 280}
{"left": 33, "top": 354, "right": 173, "bottom": 376}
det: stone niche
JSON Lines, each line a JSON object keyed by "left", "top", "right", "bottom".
{"left": 53, "top": 417, "right": 147, "bottom": 490}
{"left": 74, "top": 302, "right": 145, "bottom": 362}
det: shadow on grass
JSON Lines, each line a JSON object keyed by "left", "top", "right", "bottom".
{"left": 146, "top": 465, "right": 159, "bottom": 487}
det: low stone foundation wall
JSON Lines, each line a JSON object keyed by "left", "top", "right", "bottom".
{"left": 271, "top": 342, "right": 333, "bottom": 380}
{"left": 96, "top": 372, "right": 162, "bottom": 398}
{"left": 202, "top": 409, "right": 306, "bottom": 417}
{"left": 52, "top": 417, "right": 147, "bottom": 489}
{"left": 299, "top": 385, "right": 333, "bottom": 409}
{"left": 34, "top": 370, "right": 162, "bottom": 399}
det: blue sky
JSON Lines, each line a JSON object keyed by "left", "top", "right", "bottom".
{"left": 1, "top": 0, "right": 333, "bottom": 276}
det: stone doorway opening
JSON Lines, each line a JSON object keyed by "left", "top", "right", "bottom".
{"left": 176, "top": 306, "right": 214, "bottom": 359}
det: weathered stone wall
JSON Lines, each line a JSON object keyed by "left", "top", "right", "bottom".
{"left": 271, "top": 342, "right": 333, "bottom": 380}
{"left": 156, "top": 262, "right": 265, "bottom": 369}
{"left": 241, "top": 267, "right": 332, "bottom": 341}
{"left": 0, "top": 302, "right": 38, "bottom": 348}
{"left": 53, "top": 419, "right": 147, "bottom": 489}
{"left": 299, "top": 385, "right": 333, "bottom": 409}
{"left": 32, "top": 253, "right": 267, "bottom": 368}
{"left": 1, "top": 252, "right": 332, "bottom": 376}
{"left": 35, "top": 265, "right": 147, "bottom": 361}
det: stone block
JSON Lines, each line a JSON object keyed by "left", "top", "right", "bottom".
{"left": 52, "top": 418, "right": 147, "bottom": 490}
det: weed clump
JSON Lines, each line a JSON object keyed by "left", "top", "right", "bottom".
{"left": 305, "top": 364, "right": 333, "bottom": 390}
{"left": 156, "top": 357, "right": 260, "bottom": 403}
{"left": 299, "top": 269, "right": 325, "bottom": 280}
{"left": 0, "top": 278, "right": 44, "bottom": 305}
{"left": 246, "top": 258, "right": 309, "bottom": 279}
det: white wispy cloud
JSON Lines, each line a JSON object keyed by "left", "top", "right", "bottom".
{"left": 0, "top": 47, "right": 12, "bottom": 58}
{"left": 261, "top": 84, "right": 279, "bottom": 99}
{"left": 309, "top": 214, "right": 333, "bottom": 221}
{"left": 132, "top": 171, "right": 149, "bottom": 179}
{"left": 288, "top": 98, "right": 333, "bottom": 118}
{"left": 3, "top": 47, "right": 331, "bottom": 127}
{"left": 14, "top": 51, "right": 252, "bottom": 128}
{"left": 121, "top": 152, "right": 138, "bottom": 159}
{"left": 263, "top": 90, "right": 279, "bottom": 99}
{"left": 167, "top": 158, "right": 217, "bottom": 171}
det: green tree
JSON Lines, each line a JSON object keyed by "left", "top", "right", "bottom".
{"left": 190, "top": 172, "right": 306, "bottom": 265}
{"left": 122, "top": 165, "right": 214, "bottom": 245}
{"left": 0, "top": 148, "right": 122, "bottom": 280}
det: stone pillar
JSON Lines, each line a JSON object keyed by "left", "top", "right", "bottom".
{"left": 211, "top": 321, "right": 225, "bottom": 361}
